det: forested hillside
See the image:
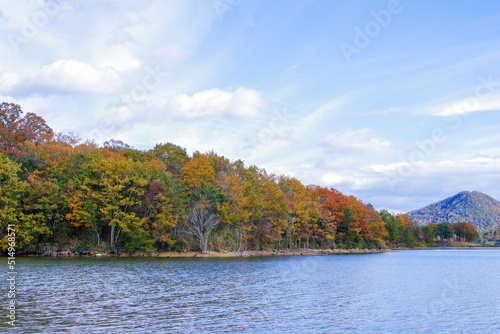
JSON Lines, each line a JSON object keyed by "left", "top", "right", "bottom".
{"left": 408, "top": 191, "right": 500, "bottom": 229}
{"left": 0, "top": 103, "right": 479, "bottom": 253}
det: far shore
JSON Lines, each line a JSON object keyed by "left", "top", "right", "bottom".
{"left": 392, "top": 243, "right": 500, "bottom": 250}
{"left": 8, "top": 244, "right": 499, "bottom": 258}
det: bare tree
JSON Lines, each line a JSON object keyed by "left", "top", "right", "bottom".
{"left": 187, "top": 206, "right": 220, "bottom": 253}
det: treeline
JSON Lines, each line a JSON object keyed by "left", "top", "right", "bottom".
{"left": 0, "top": 103, "right": 479, "bottom": 253}
{"left": 421, "top": 221, "right": 479, "bottom": 245}
{"left": 482, "top": 227, "right": 500, "bottom": 243}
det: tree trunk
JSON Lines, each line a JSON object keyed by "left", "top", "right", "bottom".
{"left": 187, "top": 206, "right": 220, "bottom": 253}
{"left": 110, "top": 224, "right": 115, "bottom": 247}
{"left": 114, "top": 226, "right": 121, "bottom": 247}
{"left": 236, "top": 226, "right": 243, "bottom": 252}
{"left": 94, "top": 225, "right": 100, "bottom": 246}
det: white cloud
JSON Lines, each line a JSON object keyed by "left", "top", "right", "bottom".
{"left": 0, "top": 59, "right": 122, "bottom": 96}
{"left": 149, "top": 87, "right": 266, "bottom": 120}
{"left": 323, "top": 128, "right": 394, "bottom": 154}
{"left": 322, "top": 172, "right": 345, "bottom": 185}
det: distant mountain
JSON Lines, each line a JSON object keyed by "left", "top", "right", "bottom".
{"left": 407, "top": 191, "right": 500, "bottom": 230}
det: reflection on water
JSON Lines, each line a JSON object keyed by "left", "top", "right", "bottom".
{"left": 2, "top": 249, "right": 500, "bottom": 333}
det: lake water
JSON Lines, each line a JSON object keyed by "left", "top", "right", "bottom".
{"left": 2, "top": 249, "right": 500, "bottom": 333}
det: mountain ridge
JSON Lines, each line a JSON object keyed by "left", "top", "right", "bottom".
{"left": 407, "top": 191, "right": 500, "bottom": 229}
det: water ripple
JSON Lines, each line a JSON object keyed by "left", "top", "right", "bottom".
{"left": 1, "top": 249, "right": 500, "bottom": 333}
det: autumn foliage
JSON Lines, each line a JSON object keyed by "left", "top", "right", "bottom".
{"left": 0, "top": 103, "right": 480, "bottom": 253}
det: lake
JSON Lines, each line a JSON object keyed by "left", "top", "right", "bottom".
{"left": 2, "top": 249, "right": 500, "bottom": 333}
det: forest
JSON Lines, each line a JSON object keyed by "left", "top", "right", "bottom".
{"left": 0, "top": 102, "right": 480, "bottom": 254}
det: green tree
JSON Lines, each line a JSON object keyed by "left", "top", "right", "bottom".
{"left": 422, "top": 223, "right": 437, "bottom": 246}
{"left": 150, "top": 142, "right": 189, "bottom": 175}
{"left": 0, "top": 155, "right": 50, "bottom": 250}
{"left": 436, "top": 222, "right": 453, "bottom": 241}
{"left": 67, "top": 149, "right": 149, "bottom": 248}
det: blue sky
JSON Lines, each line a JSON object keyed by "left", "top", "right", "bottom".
{"left": 1, "top": 0, "right": 500, "bottom": 212}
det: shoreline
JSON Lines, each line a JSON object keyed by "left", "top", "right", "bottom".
{"left": 392, "top": 243, "right": 500, "bottom": 250}
{"left": 8, "top": 244, "right": 498, "bottom": 258}
{"left": 12, "top": 248, "right": 390, "bottom": 258}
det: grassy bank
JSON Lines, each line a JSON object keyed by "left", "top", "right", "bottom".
{"left": 445, "top": 242, "right": 485, "bottom": 247}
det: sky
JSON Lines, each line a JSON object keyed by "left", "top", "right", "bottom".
{"left": 1, "top": 0, "right": 500, "bottom": 213}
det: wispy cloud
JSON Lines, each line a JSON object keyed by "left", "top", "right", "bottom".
{"left": 431, "top": 93, "right": 500, "bottom": 116}
{"left": 323, "top": 128, "right": 395, "bottom": 155}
